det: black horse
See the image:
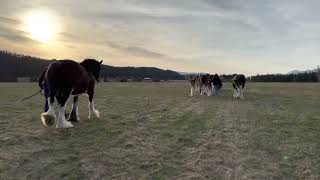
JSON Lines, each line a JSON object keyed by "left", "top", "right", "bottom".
{"left": 40, "top": 59, "right": 103, "bottom": 128}
{"left": 232, "top": 74, "right": 246, "bottom": 99}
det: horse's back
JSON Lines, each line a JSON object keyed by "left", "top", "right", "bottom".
{"left": 46, "top": 60, "right": 89, "bottom": 90}
{"left": 232, "top": 74, "right": 246, "bottom": 88}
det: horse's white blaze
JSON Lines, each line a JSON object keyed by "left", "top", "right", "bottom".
{"left": 88, "top": 101, "right": 100, "bottom": 118}
{"left": 56, "top": 105, "right": 73, "bottom": 128}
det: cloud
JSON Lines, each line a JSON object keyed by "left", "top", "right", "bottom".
{"left": 106, "top": 41, "right": 166, "bottom": 59}
{"left": 0, "top": 16, "right": 36, "bottom": 44}
{"left": 59, "top": 32, "right": 79, "bottom": 39}
{"left": 0, "top": 16, "right": 21, "bottom": 25}
{"left": 0, "top": 26, "right": 35, "bottom": 43}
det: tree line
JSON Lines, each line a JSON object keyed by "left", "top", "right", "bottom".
{"left": 0, "top": 50, "right": 184, "bottom": 82}
{"left": 249, "top": 72, "right": 319, "bottom": 82}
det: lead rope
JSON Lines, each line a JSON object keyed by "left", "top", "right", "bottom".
{"left": 20, "top": 89, "right": 44, "bottom": 102}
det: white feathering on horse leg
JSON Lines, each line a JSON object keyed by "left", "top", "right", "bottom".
{"left": 236, "top": 87, "right": 241, "bottom": 99}
{"left": 41, "top": 97, "right": 56, "bottom": 127}
{"left": 88, "top": 101, "right": 100, "bottom": 118}
{"left": 241, "top": 88, "right": 244, "bottom": 100}
{"left": 75, "top": 103, "right": 80, "bottom": 121}
{"left": 237, "top": 90, "right": 241, "bottom": 99}
{"left": 56, "top": 105, "right": 73, "bottom": 128}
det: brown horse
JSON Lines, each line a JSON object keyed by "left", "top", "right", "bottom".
{"left": 40, "top": 59, "right": 102, "bottom": 128}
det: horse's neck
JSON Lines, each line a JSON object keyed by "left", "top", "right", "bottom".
{"left": 80, "top": 63, "right": 93, "bottom": 75}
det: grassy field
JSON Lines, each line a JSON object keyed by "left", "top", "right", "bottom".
{"left": 0, "top": 82, "right": 319, "bottom": 179}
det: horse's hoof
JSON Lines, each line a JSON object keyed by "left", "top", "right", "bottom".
{"left": 67, "top": 113, "right": 80, "bottom": 122}
{"left": 41, "top": 113, "right": 56, "bottom": 127}
{"left": 56, "top": 121, "right": 74, "bottom": 128}
{"left": 68, "top": 117, "right": 80, "bottom": 123}
{"left": 89, "top": 110, "right": 100, "bottom": 119}
{"left": 68, "top": 119, "right": 80, "bottom": 123}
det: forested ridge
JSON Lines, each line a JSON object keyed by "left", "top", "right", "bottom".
{"left": 0, "top": 50, "right": 184, "bottom": 81}
{"left": 1, "top": 50, "right": 319, "bottom": 82}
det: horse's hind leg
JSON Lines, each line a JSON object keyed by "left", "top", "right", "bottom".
{"left": 88, "top": 87, "right": 100, "bottom": 118}
{"left": 68, "top": 96, "right": 80, "bottom": 122}
{"left": 207, "top": 86, "right": 211, "bottom": 96}
{"left": 41, "top": 89, "right": 57, "bottom": 127}
{"left": 240, "top": 87, "right": 244, "bottom": 100}
{"left": 233, "top": 88, "right": 238, "bottom": 99}
{"left": 56, "top": 89, "right": 73, "bottom": 128}
{"left": 190, "top": 85, "right": 194, "bottom": 97}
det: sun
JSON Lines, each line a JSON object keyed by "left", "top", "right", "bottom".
{"left": 25, "top": 11, "right": 57, "bottom": 43}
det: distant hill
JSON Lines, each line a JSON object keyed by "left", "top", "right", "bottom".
{"left": 0, "top": 50, "right": 184, "bottom": 82}
{"left": 177, "top": 72, "right": 191, "bottom": 76}
{"left": 178, "top": 72, "right": 207, "bottom": 76}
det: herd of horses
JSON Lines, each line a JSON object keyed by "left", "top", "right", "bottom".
{"left": 189, "top": 73, "right": 246, "bottom": 99}
{"left": 38, "top": 59, "right": 246, "bottom": 129}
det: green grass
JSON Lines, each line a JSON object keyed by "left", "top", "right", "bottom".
{"left": 0, "top": 82, "right": 319, "bottom": 179}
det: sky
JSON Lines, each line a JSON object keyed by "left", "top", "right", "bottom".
{"left": 0, "top": 0, "right": 320, "bottom": 75}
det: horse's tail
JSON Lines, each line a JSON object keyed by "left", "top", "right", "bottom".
{"left": 38, "top": 67, "right": 48, "bottom": 89}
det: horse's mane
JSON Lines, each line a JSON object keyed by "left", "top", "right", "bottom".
{"left": 80, "top": 59, "right": 97, "bottom": 73}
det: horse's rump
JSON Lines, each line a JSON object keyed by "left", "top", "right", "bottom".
{"left": 45, "top": 60, "right": 90, "bottom": 94}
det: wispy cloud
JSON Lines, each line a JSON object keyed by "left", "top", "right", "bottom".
{"left": 0, "top": 16, "right": 21, "bottom": 25}
{"left": 0, "top": 26, "right": 35, "bottom": 43}
{"left": 106, "top": 41, "right": 166, "bottom": 59}
{"left": 0, "top": 16, "right": 37, "bottom": 44}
